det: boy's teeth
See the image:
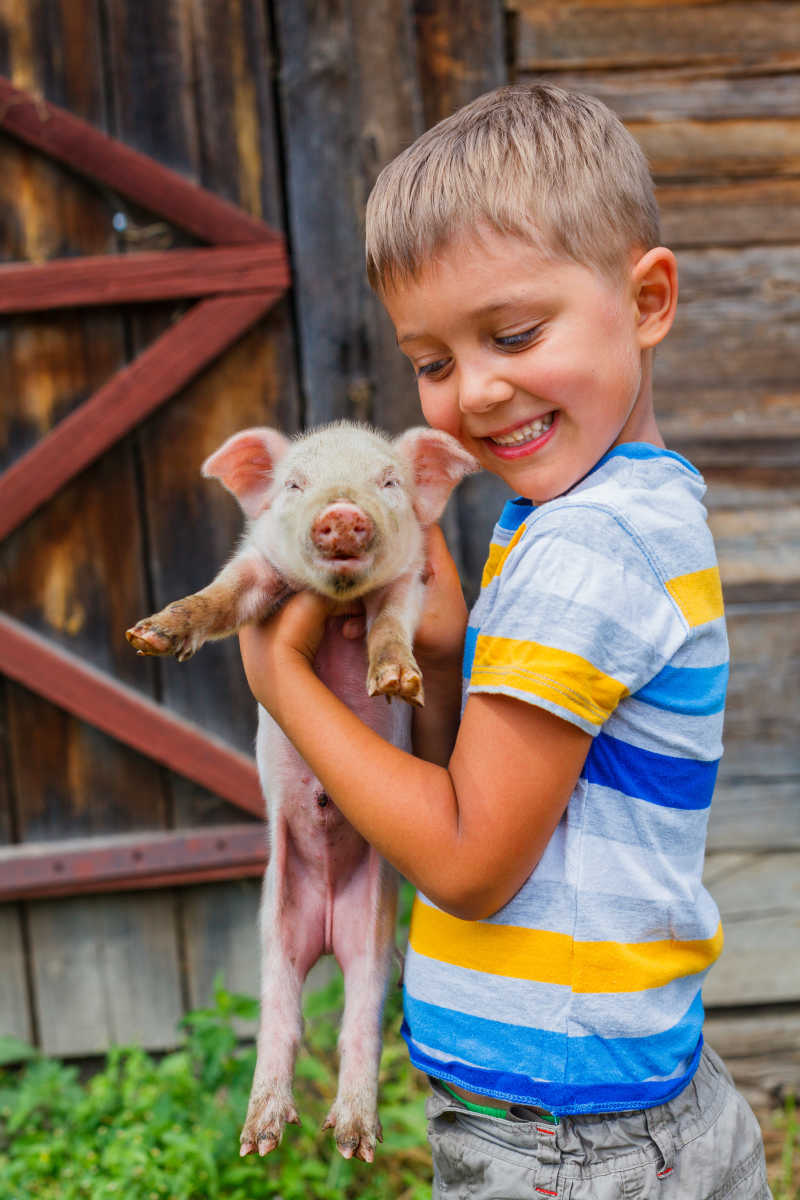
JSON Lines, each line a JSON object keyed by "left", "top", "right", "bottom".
{"left": 491, "top": 414, "right": 553, "bottom": 446}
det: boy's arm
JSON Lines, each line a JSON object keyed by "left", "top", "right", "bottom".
{"left": 409, "top": 524, "right": 469, "bottom": 767}
{"left": 239, "top": 592, "right": 591, "bottom": 921}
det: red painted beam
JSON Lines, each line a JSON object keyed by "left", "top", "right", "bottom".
{"left": 0, "top": 824, "right": 267, "bottom": 901}
{"left": 0, "top": 76, "right": 279, "bottom": 246}
{"left": 0, "top": 291, "right": 279, "bottom": 542}
{"left": 0, "top": 243, "right": 289, "bottom": 312}
{"left": 0, "top": 614, "right": 264, "bottom": 817}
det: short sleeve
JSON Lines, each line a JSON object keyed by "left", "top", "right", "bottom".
{"left": 466, "top": 504, "right": 689, "bottom": 736}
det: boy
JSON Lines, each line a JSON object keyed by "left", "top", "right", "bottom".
{"left": 239, "top": 84, "right": 770, "bottom": 1197}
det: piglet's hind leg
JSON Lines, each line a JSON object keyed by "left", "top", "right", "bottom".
{"left": 325, "top": 851, "right": 398, "bottom": 1162}
{"left": 240, "top": 816, "right": 324, "bottom": 1157}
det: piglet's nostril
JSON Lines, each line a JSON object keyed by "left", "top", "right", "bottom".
{"left": 311, "top": 503, "right": 374, "bottom": 558}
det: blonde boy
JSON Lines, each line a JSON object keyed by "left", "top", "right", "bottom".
{"left": 240, "top": 84, "right": 770, "bottom": 1198}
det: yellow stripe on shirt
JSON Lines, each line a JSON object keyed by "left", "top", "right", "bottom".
{"left": 480, "top": 525, "right": 527, "bottom": 589}
{"left": 665, "top": 567, "right": 724, "bottom": 628}
{"left": 470, "top": 634, "right": 627, "bottom": 727}
{"left": 409, "top": 902, "right": 724, "bottom": 994}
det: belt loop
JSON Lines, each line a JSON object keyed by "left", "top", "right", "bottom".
{"left": 644, "top": 1105, "right": 676, "bottom": 1179}
{"left": 533, "top": 1123, "right": 562, "bottom": 1197}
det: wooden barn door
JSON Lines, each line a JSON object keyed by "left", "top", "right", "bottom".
{"left": 0, "top": 1, "right": 298, "bottom": 1055}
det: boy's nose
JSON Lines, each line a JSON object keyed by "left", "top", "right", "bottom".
{"left": 458, "top": 372, "right": 515, "bottom": 414}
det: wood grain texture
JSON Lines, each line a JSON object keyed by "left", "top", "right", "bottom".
{"left": 0, "top": 292, "right": 279, "bottom": 541}
{"left": 514, "top": 2, "right": 800, "bottom": 70}
{"left": 0, "top": 76, "right": 279, "bottom": 245}
{"left": 28, "top": 892, "right": 184, "bottom": 1055}
{"left": 0, "top": 0, "right": 174, "bottom": 1054}
{"left": 0, "top": 243, "right": 288, "bottom": 312}
{"left": 105, "top": 0, "right": 300, "bottom": 798}
{"left": 0, "top": 613, "right": 263, "bottom": 816}
{"left": 703, "top": 851, "right": 800, "bottom": 1006}
{"left": 0, "top": 906, "right": 32, "bottom": 1042}
{"left": 0, "top": 823, "right": 266, "bottom": 901}
{"left": 273, "top": 0, "right": 422, "bottom": 431}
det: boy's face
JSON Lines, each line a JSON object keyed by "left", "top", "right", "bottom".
{"left": 383, "top": 227, "right": 662, "bottom": 504}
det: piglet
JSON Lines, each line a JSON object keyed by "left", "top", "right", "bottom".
{"left": 126, "top": 421, "right": 477, "bottom": 1162}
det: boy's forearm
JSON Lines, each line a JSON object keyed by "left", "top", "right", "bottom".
{"left": 411, "top": 656, "right": 463, "bottom": 767}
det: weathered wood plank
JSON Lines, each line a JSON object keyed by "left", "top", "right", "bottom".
{"left": 0, "top": 613, "right": 262, "bottom": 816}
{"left": 514, "top": 2, "right": 800, "bottom": 71}
{"left": 722, "top": 605, "right": 800, "bottom": 774}
{"left": 0, "top": 76, "right": 278, "bottom": 244}
{"left": 703, "top": 851, "right": 800, "bottom": 1006}
{"left": 0, "top": 823, "right": 266, "bottom": 901}
{"left": 704, "top": 1008, "right": 800, "bottom": 1107}
{"left": 708, "top": 600, "right": 799, "bottom": 852}
{"left": 653, "top": 246, "right": 800, "bottom": 464}
{"left": 106, "top": 0, "right": 299, "bottom": 786}
{"left": 513, "top": 70, "right": 800, "bottom": 245}
{"left": 0, "top": 243, "right": 288, "bottom": 313}
{"left": 182, "top": 879, "right": 261, "bottom": 1034}
{"left": 28, "top": 893, "right": 184, "bottom": 1054}
{"left": 0, "top": 905, "right": 32, "bottom": 1042}
{"left": 710, "top": 505, "right": 800, "bottom": 603}
{"left": 525, "top": 67, "right": 800, "bottom": 123}
{"left": 658, "top": 178, "right": 800, "bottom": 250}
{"left": 0, "top": 292, "right": 281, "bottom": 542}
{"left": 273, "top": 0, "right": 422, "bottom": 431}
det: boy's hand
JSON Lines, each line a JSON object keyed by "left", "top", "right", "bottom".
{"left": 239, "top": 591, "right": 332, "bottom": 717}
{"left": 415, "top": 524, "right": 468, "bottom": 670}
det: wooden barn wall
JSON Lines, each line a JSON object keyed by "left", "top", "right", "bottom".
{"left": 0, "top": 0, "right": 798, "bottom": 1099}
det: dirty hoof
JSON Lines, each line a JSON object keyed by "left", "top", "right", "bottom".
{"left": 125, "top": 608, "right": 198, "bottom": 662}
{"left": 322, "top": 1106, "right": 383, "bottom": 1163}
{"left": 240, "top": 1091, "right": 300, "bottom": 1157}
{"left": 367, "top": 655, "right": 424, "bottom": 708}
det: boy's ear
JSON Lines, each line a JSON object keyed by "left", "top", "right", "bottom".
{"left": 631, "top": 247, "right": 678, "bottom": 350}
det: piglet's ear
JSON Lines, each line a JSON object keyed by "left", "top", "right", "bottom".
{"left": 394, "top": 428, "right": 480, "bottom": 526}
{"left": 202, "top": 427, "right": 290, "bottom": 519}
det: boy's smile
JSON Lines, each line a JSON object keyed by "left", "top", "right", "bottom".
{"left": 384, "top": 228, "right": 670, "bottom": 503}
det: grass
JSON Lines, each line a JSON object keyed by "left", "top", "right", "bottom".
{"left": 0, "top": 971, "right": 431, "bottom": 1200}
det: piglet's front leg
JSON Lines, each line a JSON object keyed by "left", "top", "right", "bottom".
{"left": 126, "top": 548, "right": 290, "bottom": 661}
{"left": 365, "top": 570, "right": 425, "bottom": 707}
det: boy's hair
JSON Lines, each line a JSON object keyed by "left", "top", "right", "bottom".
{"left": 366, "top": 82, "right": 661, "bottom": 290}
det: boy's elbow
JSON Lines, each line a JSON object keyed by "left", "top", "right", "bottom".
{"left": 427, "top": 878, "right": 516, "bottom": 923}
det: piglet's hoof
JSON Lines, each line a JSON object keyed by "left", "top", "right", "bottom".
{"left": 367, "top": 651, "right": 424, "bottom": 708}
{"left": 240, "top": 1091, "right": 300, "bottom": 1157}
{"left": 322, "top": 1105, "right": 383, "bottom": 1163}
{"left": 126, "top": 605, "right": 200, "bottom": 662}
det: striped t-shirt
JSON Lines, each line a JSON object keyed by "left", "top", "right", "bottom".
{"left": 402, "top": 443, "right": 728, "bottom": 1115}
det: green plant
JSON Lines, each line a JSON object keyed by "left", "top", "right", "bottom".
{"left": 772, "top": 1094, "right": 800, "bottom": 1200}
{"left": 0, "top": 965, "right": 431, "bottom": 1200}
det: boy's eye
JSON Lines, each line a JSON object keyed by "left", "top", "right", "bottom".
{"left": 416, "top": 357, "right": 451, "bottom": 379}
{"left": 495, "top": 326, "right": 541, "bottom": 350}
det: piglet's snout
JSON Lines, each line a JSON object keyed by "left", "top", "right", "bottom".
{"left": 311, "top": 502, "right": 375, "bottom": 559}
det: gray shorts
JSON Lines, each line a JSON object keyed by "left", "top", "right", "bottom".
{"left": 425, "top": 1044, "right": 770, "bottom": 1199}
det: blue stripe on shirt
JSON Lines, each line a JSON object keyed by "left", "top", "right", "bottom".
{"left": 634, "top": 662, "right": 728, "bottom": 715}
{"left": 404, "top": 1029, "right": 704, "bottom": 1114}
{"left": 462, "top": 624, "right": 479, "bottom": 678}
{"left": 497, "top": 497, "right": 534, "bottom": 530}
{"left": 583, "top": 732, "right": 718, "bottom": 810}
{"left": 403, "top": 991, "right": 705, "bottom": 1087}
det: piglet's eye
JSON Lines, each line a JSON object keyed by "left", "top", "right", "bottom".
{"left": 284, "top": 479, "right": 303, "bottom": 491}
{"left": 383, "top": 477, "right": 399, "bottom": 488}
